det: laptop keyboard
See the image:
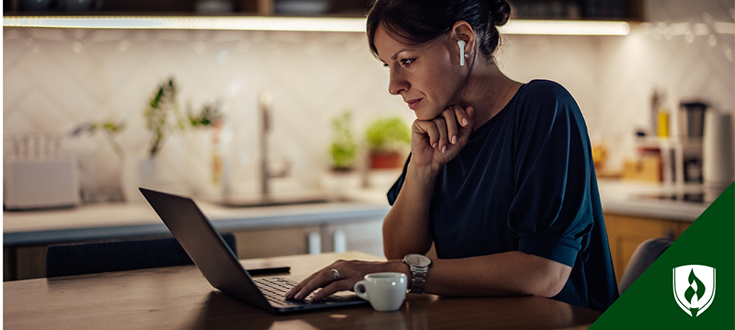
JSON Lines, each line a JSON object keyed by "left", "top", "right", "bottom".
{"left": 254, "top": 277, "right": 351, "bottom": 305}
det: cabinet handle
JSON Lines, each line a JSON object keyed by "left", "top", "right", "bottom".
{"left": 308, "top": 232, "right": 321, "bottom": 255}
{"left": 333, "top": 230, "right": 347, "bottom": 253}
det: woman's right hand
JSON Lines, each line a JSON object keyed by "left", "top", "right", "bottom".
{"left": 410, "top": 105, "right": 475, "bottom": 172}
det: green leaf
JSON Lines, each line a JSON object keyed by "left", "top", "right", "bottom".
{"left": 365, "top": 117, "right": 410, "bottom": 152}
{"left": 329, "top": 110, "right": 358, "bottom": 169}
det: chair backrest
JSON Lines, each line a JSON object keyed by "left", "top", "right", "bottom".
{"left": 618, "top": 237, "right": 673, "bottom": 295}
{"left": 46, "top": 233, "right": 237, "bottom": 278}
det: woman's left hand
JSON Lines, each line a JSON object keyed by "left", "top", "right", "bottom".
{"left": 285, "top": 259, "right": 406, "bottom": 301}
{"left": 408, "top": 105, "right": 474, "bottom": 172}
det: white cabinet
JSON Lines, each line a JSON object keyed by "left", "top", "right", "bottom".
{"left": 321, "top": 218, "right": 384, "bottom": 258}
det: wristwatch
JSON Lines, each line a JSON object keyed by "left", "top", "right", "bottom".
{"left": 402, "top": 254, "right": 432, "bottom": 294}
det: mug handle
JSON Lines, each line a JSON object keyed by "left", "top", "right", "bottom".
{"left": 354, "top": 280, "right": 369, "bottom": 300}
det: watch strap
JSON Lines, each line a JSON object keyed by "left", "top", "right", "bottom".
{"left": 408, "top": 263, "right": 428, "bottom": 294}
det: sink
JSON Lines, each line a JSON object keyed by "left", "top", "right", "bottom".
{"left": 217, "top": 189, "right": 341, "bottom": 208}
{"left": 639, "top": 192, "right": 706, "bottom": 204}
{"left": 221, "top": 196, "right": 332, "bottom": 208}
{"left": 209, "top": 177, "right": 359, "bottom": 208}
{"left": 635, "top": 186, "right": 725, "bottom": 205}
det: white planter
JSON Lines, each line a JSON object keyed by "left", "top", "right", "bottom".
{"left": 321, "top": 170, "right": 361, "bottom": 201}
{"left": 121, "top": 157, "right": 158, "bottom": 203}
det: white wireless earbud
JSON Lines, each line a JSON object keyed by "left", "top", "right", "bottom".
{"left": 457, "top": 40, "right": 466, "bottom": 67}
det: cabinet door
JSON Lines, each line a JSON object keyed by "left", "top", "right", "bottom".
{"left": 6, "top": 0, "right": 370, "bottom": 16}
{"left": 4, "top": 245, "right": 48, "bottom": 281}
{"left": 323, "top": 218, "right": 384, "bottom": 258}
{"left": 511, "top": 0, "right": 643, "bottom": 20}
{"left": 232, "top": 225, "right": 320, "bottom": 259}
{"left": 604, "top": 213, "right": 690, "bottom": 283}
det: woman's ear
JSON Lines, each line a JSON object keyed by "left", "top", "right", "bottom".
{"left": 449, "top": 21, "right": 475, "bottom": 66}
{"left": 450, "top": 21, "right": 475, "bottom": 56}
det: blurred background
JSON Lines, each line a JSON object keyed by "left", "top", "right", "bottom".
{"left": 3, "top": 0, "right": 733, "bottom": 202}
{"left": 3, "top": 0, "right": 734, "bottom": 281}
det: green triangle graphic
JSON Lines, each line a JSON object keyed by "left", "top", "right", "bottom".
{"left": 590, "top": 183, "right": 734, "bottom": 329}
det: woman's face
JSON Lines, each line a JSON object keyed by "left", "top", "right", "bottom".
{"left": 373, "top": 25, "right": 465, "bottom": 120}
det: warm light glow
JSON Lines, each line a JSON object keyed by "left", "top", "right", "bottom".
{"left": 500, "top": 20, "right": 630, "bottom": 36}
{"left": 4, "top": 16, "right": 631, "bottom": 35}
{"left": 2, "top": 16, "right": 367, "bottom": 32}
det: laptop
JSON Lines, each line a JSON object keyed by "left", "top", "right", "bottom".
{"left": 139, "top": 187, "right": 369, "bottom": 314}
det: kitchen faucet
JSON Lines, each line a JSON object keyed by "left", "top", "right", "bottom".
{"left": 259, "top": 92, "right": 292, "bottom": 202}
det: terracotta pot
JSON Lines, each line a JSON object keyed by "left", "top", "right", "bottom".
{"left": 370, "top": 152, "right": 402, "bottom": 169}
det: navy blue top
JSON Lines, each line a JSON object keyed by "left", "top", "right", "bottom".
{"left": 387, "top": 80, "right": 618, "bottom": 311}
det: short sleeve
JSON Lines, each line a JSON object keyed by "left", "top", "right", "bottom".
{"left": 508, "top": 82, "right": 595, "bottom": 268}
{"left": 387, "top": 153, "right": 412, "bottom": 205}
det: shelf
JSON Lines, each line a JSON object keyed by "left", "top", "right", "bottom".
{"left": 2, "top": 0, "right": 371, "bottom": 17}
{"left": 5, "top": 0, "right": 644, "bottom": 22}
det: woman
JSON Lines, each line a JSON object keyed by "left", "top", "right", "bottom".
{"left": 287, "top": 0, "right": 618, "bottom": 311}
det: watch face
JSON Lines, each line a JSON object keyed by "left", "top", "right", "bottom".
{"left": 405, "top": 254, "right": 431, "bottom": 267}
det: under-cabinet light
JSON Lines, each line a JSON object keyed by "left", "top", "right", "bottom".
{"left": 500, "top": 20, "right": 630, "bottom": 35}
{"left": 2, "top": 16, "right": 367, "bottom": 32}
{"left": 3, "top": 16, "right": 630, "bottom": 35}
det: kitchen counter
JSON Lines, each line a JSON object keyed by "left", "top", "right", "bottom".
{"left": 595, "top": 179, "right": 722, "bottom": 283}
{"left": 597, "top": 179, "right": 715, "bottom": 222}
{"left": 3, "top": 190, "right": 391, "bottom": 246}
{"left": 3, "top": 180, "right": 717, "bottom": 246}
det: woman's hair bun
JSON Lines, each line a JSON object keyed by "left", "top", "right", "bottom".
{"left": 366, "top": 0, "right": 512, "bottom": 59}
{"left": 487, "top": 0, "right": 511, "bottom": 26}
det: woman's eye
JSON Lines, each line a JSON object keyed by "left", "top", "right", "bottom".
{"left": 400, "top": 59, "right": 414, "bottom": 67}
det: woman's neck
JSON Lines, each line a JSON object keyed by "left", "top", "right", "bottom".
{"left": 457, "top": 61, "right": 522, "bottom": 130}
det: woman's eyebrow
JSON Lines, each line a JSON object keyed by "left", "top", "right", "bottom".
{"left": 378, "top": 49, "right": 408, "bottom": 65}
{"left": 391, "top": 49, "right": 408, "bottom": 60}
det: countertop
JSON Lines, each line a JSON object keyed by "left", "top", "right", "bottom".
{"left": 3, "top": 189, "right": 392, "bottom": 246}
{"left": 596, "top": 179, "right": 714, "bottom": 222}
{"left": 3, "top": 180, "right": 716, "bottom": 246}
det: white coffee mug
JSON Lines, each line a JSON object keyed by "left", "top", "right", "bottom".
{"left": 354, "top": 272, "right": 407, "bottom": 312}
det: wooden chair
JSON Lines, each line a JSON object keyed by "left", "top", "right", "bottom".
{"left": 46, "top": 233, "right": 237, "bottom": 277}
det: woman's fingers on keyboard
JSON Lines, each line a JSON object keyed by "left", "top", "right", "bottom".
{"left": 286, "top": 259, "right": 386, "bottom": 300}
{"left": 311, "top": 280, "right": 352, "bottom": 301}
{"left": 288, "top": 266, "right": 336, "bottom": 300}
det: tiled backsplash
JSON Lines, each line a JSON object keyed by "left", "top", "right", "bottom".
{"left": 4, "top": 0, "right": 734, "bottom": 203}
{"left": 3, "top": 26, "right": 421, "bottom": 202}
{"left": 595, "top": 0, "right": 735, "bottom": 172}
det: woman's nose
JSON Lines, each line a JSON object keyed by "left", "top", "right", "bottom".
{"left": 388, "top": 71, "right": 408, "bottom": 95}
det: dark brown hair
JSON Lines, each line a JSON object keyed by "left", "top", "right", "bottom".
{"left": 367, "top": 0, "right": 510, "bottom": 60}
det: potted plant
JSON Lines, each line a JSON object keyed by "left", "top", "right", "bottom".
{"left": 365, "top": 116, "right": 410, "bottom": 169}
{"left": 71, "top": 120, "right": 127, "bottom": 202}
{"left": 323, "top": 110, "right": 361, "bottom": 199}
{"left": 187, "top": 99, "right": 223, "bottom": 128}
{"left": 329, "top": 110, "right": 358, "bottom": 172}
{"left": 143, "top": 78, "right": 185, "bottom": 158}
{"left": 129, "top": 78, "right": 187, "bottom": 200}
{"left": 186, "top": 99, "right": 228, "bottom": 195}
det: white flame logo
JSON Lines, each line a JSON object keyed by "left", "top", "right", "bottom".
{"left": 673, "top": 265, "right": 716, "bottom": 317}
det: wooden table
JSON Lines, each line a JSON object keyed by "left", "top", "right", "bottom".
{"left": 3, "top": 251, "right": 601, "bottom": 329}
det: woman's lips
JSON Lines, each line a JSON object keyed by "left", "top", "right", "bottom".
{"left": 407, "top": 98, "right": 422, "bottom": 110}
